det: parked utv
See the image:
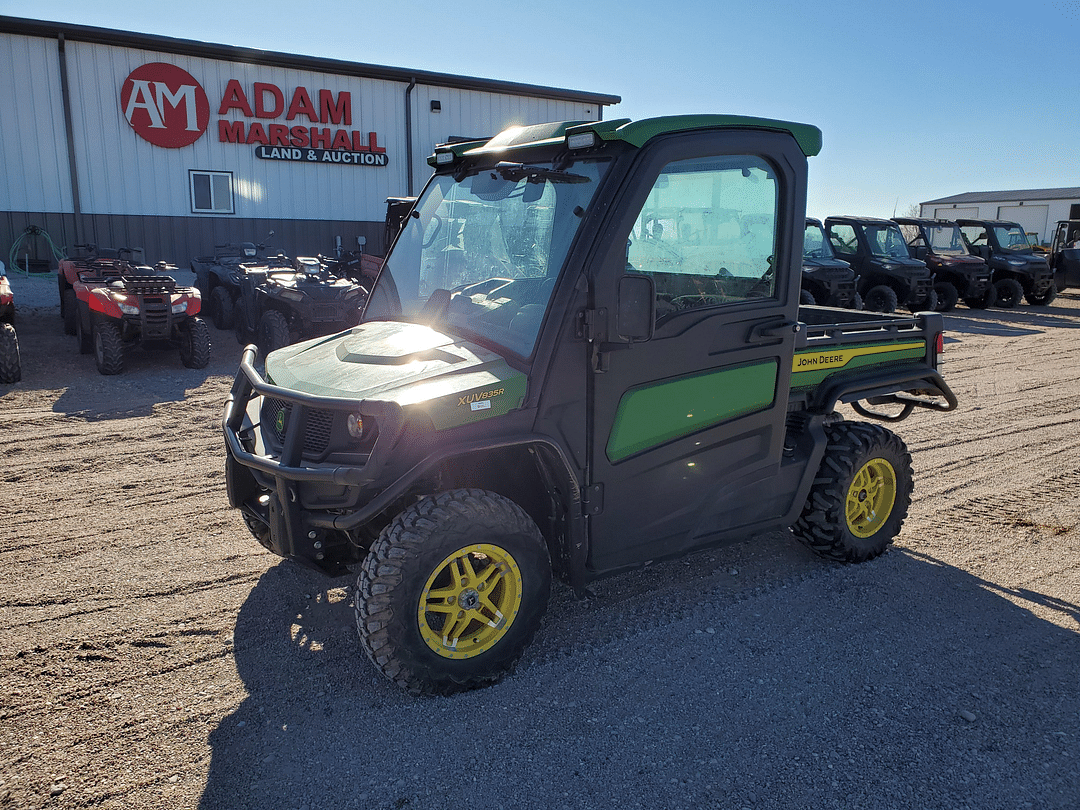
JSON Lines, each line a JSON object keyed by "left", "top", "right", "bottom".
{"left": 956, "top": 219, "right": 1055, "bottom": 307}
{"left": 232, "top": 254, "right": 369, "bottom": 354}
{"left": 191, "top": 238, "right": 291, "bottom": 330}
{"left": 892, "top": 217, "right": 995, "bottom": 310}
{"left": 824, "top": 216, "right": 936, "bottom": 313}
{"left": 801, "top": 218, "right": 860, "bottom": 307}
{"left": 0, "top": 264, "right": 20, "bottom": 384}
{"left": 1048, "top": 220, "right": 1080, "bottom": 292}
{"left": 58, "top": 244, "right": 208, "bottom": 375}
{"left": 223, "top": 116, "right": 958, "bottom": 696}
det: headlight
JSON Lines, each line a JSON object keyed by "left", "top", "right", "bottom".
{"left": 280, "top": 289, "right": 305, "bottom": 302}
{"left": 346, "top": 413, "right": 365, "bottom": 440}
{"left": 118, "top": 302, "right": 139, "bottom": 315}
{"left": 171, "top": 301, "right": 188, "bottom": 314}
{"left": 1007, "top": 258, "right": 1025, "bottom": 266}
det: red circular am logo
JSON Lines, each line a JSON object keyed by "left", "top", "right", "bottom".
{"left": 120, "top": 62, "right": 210, "bottom": 148}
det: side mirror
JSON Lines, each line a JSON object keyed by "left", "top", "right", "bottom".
{"left": 913, "top": 246, "right": 928, "bottom": 260}
{"left": 618, "top": 274, "right": 655, "bottom": 342}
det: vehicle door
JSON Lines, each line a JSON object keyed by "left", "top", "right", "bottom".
{"left": 584, "top": 129, "right": 805, "bottom": 573}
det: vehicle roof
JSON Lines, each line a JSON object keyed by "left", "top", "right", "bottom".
{"left": 825, "top": 215, "right": 899, "bottom": 226}
{"left": 891, "top": 217, "right": 960, "bottom": 226}
{"left": 955, "top": 218, "right": 1023, "bottom": 227}
{"left": 805, "top": 217, "right": 824, "bottom": 226}
{"left": 434, "top": 114, "right": 823, "bottom": 164}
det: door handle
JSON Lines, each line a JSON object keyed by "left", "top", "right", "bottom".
{"left": 748, "top": 320, "right": 801, "bottom": 342}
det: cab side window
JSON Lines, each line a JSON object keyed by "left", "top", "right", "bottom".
{"left": 827, "top": 223, "right": 858, "bottom": 256}
{"left": 626, "top": 155, "right": 778, "bottom": 319}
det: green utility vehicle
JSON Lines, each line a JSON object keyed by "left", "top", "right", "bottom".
{"left": 224, "top": 116, "right": 957, "bottom": 695}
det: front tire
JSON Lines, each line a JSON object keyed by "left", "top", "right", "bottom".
{"left": 792, "top": 421, "right": 912, "bottom": 563}
{"left": 933, "top": 282, "right": 959, "bottom": 312}
{"left": 1025, "top": 283, "right": 1057, "bottom": 306}
{"left": 179, "top": 317, "right": 211, "bottom": 369}
{"left": 963, "top": 285, "right": 996, "bottom": 309}
{"left": 259, "top": 309, "right": 291, "bottom": 354}
{"left": 863, "top": 285, "right": 898, "bottom": 313}
{"left": 799, "top": 288, "right": 817, "bottom": 306}
{"left": 0, "top": 322, "right": 21, "bottom": 384}
{"left": 994, "top": 278, "right": 1024, "bottom": 309}
{"left": 93, "top": 321, "right": 124, "bottom": 375}
{"left": 356, "top": 489, "right": 551, "bottom": 696}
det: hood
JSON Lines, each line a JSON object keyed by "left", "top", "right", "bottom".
{"left": 265, "top": 320, "right": 527, "bottom": 430}
{"left": 802, "top": 256, "right": 852, "bottom": 272}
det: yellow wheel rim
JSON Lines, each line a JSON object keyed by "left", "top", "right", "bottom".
{"left": 417, "top": 543, "right": 522, "bottom": 659}
{"left": 845, "top": 458, "right": 897, "bottom": 538}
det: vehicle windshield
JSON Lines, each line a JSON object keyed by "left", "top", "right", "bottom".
{"left": 993, "top": 225, "right": 1032, "bottom": 252}
{"left": 803, "top": 222, "right": 834, "bottom": 259}
{"left": 924, "top": 223, "right": 969, "bottom": 256}
{"left": 365, "top": 157, "right": 610, "bottom": 357}
{"left": 864, "top": 224, "right": 912, "bottom": 259}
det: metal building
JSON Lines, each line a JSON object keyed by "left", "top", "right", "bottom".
{"left": 0, "top": 16, "right": 620, "bottom": 268}
{"left": 920, "top": 188, "right": 1080, "bottom": 247}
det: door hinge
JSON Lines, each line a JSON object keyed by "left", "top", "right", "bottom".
{"left": 582, "top": 483, "right": 604, "bottom": 516}
{"left": 577, "top": 308, "right": 607, "bottom": 342}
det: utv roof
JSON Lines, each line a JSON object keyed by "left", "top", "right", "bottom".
{"left": 892, "top": 217, "right": 961, "bottom": 226}
{"left": 955, "top": 218, "right": 1024, "bottom": 227}
{"left": 826, "top": 216, "right": 899, "bottom": 226}
{"left": 429, "top": 115, "right": 823, "bottom": 166}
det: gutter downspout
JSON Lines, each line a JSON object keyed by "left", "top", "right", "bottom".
{"left": 404, "top": 77, "right": 417, "bottom": 196}
{"left": 57, "top": 32, "right": 83, "bottom": 244}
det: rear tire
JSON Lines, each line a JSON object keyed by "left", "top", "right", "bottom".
{"left": 863, "top": 285, "right": 898, "bottom": 313}
{"left": 356, "top": 489, "right": 551, "bottom": 696}
{"left": 933, "top": 282, "right": 959, "bottom": 312}
{"left": 0, "top": 322, "right": 21, "bottom": 384}
{"left": 792, "top": 421, "right": 912, "bottom": 563}
{"left": 75, "top": 307, "right": 93, "bottom": 354}
{"left": 179, "top": 317, "right": 211, "bottom": 369}
{"left": 62, "top": 288, "right": 77, "bottom": 335}
{"left": 1025, "top": 283, "right": 1057, "bottom": 306}
{"left": 93, "top": 321, "right": 124, "bottom": 375}
{"left": 210, "top": 286, "right": 235, "bottom": 330}
{"left": 993, "top": 278, "right": 1024, "bottom": 309}
{"left": 259, "top": 309, "right": 291, "bottom": 354}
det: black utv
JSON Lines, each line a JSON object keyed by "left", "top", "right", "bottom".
{"left": 233, "top": 255, "right": 370, "bottom": 354}
{"left": 824, "top": 216, "right": 935, "bottom": 312}
{"left": 1048, "top": 220, "right": 1080, "bottom": 293}
{"left": 956, "top": 219, "right": 1055, "bottom": 307}
{"left": 191, "top": 239, "right": 291, "bottom": 330}
{"left": 892, "top": 217, "right": 995, "bottom": 310}
{"left": 801, "top": 218, "right": 859, "bottom": 308}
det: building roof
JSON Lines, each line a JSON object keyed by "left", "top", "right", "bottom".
{"left": 0, "top": 15, "right": 621, "bottom": 107}
{"left": 922, "top": 188, "right": 1080, "bottom": 205}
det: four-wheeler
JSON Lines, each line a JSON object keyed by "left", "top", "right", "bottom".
{"left": 956, "top": 219, "right": 1056, "bottom": 307}
{"left": 824, "top": 216, "right": 936, "bottom": 313}
{"left": 224, "top": 115, "right": 958, "bottom": 696}
{"left": 191, "top": 238, "right": 291, "bottom": 330}
{"left": 892, "top": 217, "right": 995, "bottom": 310}
{"left": 0, "top": 263, "right": 20, "bottom": 384}
{"left": 1047, "top": 220, "right": 1080, "bottom": 292}
{"left": 801, "top": 217, "right": 860, "bottom": 308}
{"left": 58, "top": 244, "right": 209, "bottom": 375}
{"left": 232, "top": 254, "right": 369, "bottom": 355}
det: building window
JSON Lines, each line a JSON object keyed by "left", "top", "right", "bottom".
{"left": 189, "top": 170, "right": 234, "bottom": 214}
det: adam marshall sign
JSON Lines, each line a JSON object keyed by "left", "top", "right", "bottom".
{"left": 120, "top": 62, "right": 390, "bottom": 167}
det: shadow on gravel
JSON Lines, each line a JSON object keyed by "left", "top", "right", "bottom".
{"left": 201, "top": 549, "right": 1080, "bottom": 810}
{"left": 943, "top": 302, "right": 1080, "bottom": 337}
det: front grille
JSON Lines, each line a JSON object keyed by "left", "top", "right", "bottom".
{"left": 141, "top": 295, "right": 171, "bottom": 337}
{"left": 262, "top": 397, "right": 335, "bottom": 456}
{"left": 312, "top": 304, "right": 342, "bottom": 321}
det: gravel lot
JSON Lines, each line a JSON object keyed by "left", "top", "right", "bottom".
{"left": 2, "top": 272, "right": 1078, "bottom": 810}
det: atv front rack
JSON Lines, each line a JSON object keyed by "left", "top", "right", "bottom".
{"left": 122, "top": 276, "right": 178, "bottom": 295}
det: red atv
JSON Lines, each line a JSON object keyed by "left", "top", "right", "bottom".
{"left": 0, "top": 267, "right": 20, "bottom": 384}
{"left": 57, "top": 245, "right": 209, "bottom": 375}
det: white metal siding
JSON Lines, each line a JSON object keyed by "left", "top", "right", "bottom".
{"left": 0, "top": 33, "right": 72, "bottom": 213}
{"left": 996, "top": 204, "right": 1049, "bottom": 241}
{"left": 929, "top": 206, "right": 980, "bottom": 220}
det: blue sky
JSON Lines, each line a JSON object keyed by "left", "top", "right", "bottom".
{"left": 4, "top": 0, "right": 1078, "bottom": 219}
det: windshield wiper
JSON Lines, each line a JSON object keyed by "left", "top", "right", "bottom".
{"left": 495, "top": 162, "right": 590, "bottom": 184}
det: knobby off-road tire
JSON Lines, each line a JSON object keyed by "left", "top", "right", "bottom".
{"left": 259, "top": 309, "right": 291, "bottom": 354}
{"left": 210, "top": 286, "right": 235, "bottom": 330}
{"left": 0, "top": 322, "right": 21, "bottom": 383}
{"left": 61, "top": 288, "right": 77, "bottom": 335}
{"left": 93, "top": 322, "right": 124, "bottom": 375}
{"left": 863, "top": 285, "right": 898, "bottom": 313}
{"left": 799, "top": 288, "right": 817, "bottom": 306}
{"left": 963, "top": 285, "right": 996, "bottom": 309}
{"left": 356, "top": 489, "right": 552, "bottom": 696}
{"left": 909, "top": 288, "right": 938, "bottom": 313}
{"left": 179, "top": 317, "right": 211, "bottom": 369}
{"left": 934, "top": 281, "right": 959, "bottom": 312}
{"left": 1025, "top": 283, "right": 1057, "bottom": 306}
{"left": 792, "top": 421, "right": 913, "bottom": 563}
{"left": 234, "top": 300, "right": 250, "bottom": 346}
{"left": 994, "top": 278, "right": 1024, "bottom": 309}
